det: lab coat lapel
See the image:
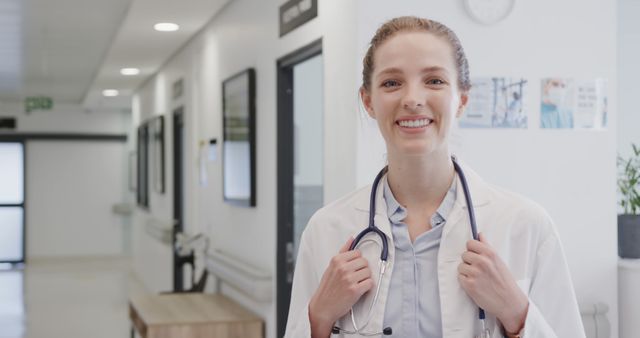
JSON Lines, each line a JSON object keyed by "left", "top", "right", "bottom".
{"left": 439, "top": 162, "right": 492, "bottom": 337}
{"left": 438, "top": 203, "right": 477, "bottom": 337}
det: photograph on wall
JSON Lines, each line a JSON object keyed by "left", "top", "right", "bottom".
{"left": 222, "top": 68, "right": 256, "bottom": 207}
{"left": 150, "top": 116, "right": 165, "bottom": 194}
{"left": 459, "top": 77, "right": 528, "bottom": 129}
{"left": 129, "top": 152, "right": 137, "bottom": 192}
{"left": 540, "top": 78, "right": 607, "bottom": 130}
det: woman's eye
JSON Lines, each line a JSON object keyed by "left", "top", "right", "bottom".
{"left": 427, "top": 78, "right": 445, "bottom": 85}
{"left": 382, "top": 80, "right": 400, "bottom": 88}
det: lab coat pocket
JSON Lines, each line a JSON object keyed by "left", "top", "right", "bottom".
{"left": 516, "top": 278, "right": 531, "bottom": 295}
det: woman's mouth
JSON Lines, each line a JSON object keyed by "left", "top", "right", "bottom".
{"left": 397, "top": 118, "right": 433, "bottom": 128}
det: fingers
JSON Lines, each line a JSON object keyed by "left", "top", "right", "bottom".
{"left": 350, "top": 265, "right": 373, "bottom": 283}
{"left": 461, "top": 251, "right": 482, "bottom": 265}
{"left": 332, "top": 249, "right": 362, "bottom": 265}
{"left": 458, "top": 261, "right": 478, "bottom": 277}
{"left": 478, "top": 232, "right": 488, "bottom": 243}
{"left": 356, "top": 278, "right": 374, "bottom": 294}
{"left": 465, "top": 233, "right": 494, "bottom": 257}
{"left": 339, "top": 237, "right": 354, "bottom": 253}
{"left": 343, "top": 256, "right": 369, "bottom": 272}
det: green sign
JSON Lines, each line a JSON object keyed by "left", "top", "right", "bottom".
{"left": 25, "top": 96, "right": 53, "bottom": 113}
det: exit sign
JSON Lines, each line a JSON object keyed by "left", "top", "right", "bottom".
{"left": 25, "top": 96, "right": 53, "bottom": 113}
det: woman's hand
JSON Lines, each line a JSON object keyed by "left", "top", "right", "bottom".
{"left": 309, "top": 237, "right": 374, "bottom": 338}
{"left": 458, "top": 233, "right": 529, "bottom": 334}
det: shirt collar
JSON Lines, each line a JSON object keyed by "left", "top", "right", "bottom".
{"left": 383, "top": 175, "right": 458, "bottom": 225}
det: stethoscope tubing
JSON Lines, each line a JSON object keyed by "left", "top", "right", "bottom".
{"left": 349, "top": 166, "right": 389, "bottom": 262}
{"left": 342, "top": 156, "right": 487, "bottom": 334}
{"left": 451, "top": 157, "right": 486, "bottom": 322}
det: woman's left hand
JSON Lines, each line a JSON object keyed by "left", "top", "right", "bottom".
{"left": 458, "top": 233, "right": 529, "bottom": 333}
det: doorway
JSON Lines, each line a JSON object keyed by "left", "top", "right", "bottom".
{"left": 276, "top": 39, "right": 324, "bottom": 336}
{"left": 0, "top": 141, "right": 25, "bottom": 264}
{"left": 172, "top": 106, "right": 185, "bottom": 291}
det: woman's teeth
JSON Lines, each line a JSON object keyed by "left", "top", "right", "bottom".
{"left": 398, "top": 119, "right": 432, "bottom": 128}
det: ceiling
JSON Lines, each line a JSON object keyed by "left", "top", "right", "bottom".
{"left": 0, "top": 0, "right": 230, "bottom": 113}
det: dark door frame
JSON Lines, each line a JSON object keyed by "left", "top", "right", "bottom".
{"left": 172, "top": 107, "right": 185, "bottom": 291}
{"left": 276, "top": 38, "right": 322, "bottom": 337}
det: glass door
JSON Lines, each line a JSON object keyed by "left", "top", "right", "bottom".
{"left": 0, "top": 142, "right": 25, "bottom": 263}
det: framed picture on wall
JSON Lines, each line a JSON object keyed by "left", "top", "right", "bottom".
{"left": 129, "top": 151, "right": 137, "bottom": 192}
{"left": 222, "top": 68, "right": 256, "bottom": 207}
{"left": 150, "top": 115, "right": 165, "bottom": 194}
{"left": 137, "top": 123, "right": 149, "bottom": 208}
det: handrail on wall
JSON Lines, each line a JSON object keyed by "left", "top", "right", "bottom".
{"left": 205, "top": 250, "right": 272, "bottom": 303}
{"left": 579, "top": 302, "right": 610, "bottom": 338}
{"left": 111, "top": 203, "right": 134, "bottom": 216}
{"left": 144, "top": 218, "right": 175, "bottom": 245}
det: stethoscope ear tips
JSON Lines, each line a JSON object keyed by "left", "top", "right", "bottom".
{"left": 383, "top": 327, "right": 392, "bottom": 335}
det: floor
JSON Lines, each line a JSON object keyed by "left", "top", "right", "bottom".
{"left": 0, "top": 257, "right": 146, "bottom": 338}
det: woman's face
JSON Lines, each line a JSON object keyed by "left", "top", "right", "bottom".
{"left": 361, "top": 31, "right": 467, "bottom": 158}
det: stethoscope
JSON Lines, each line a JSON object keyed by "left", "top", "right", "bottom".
{"left": 332, "top": 156, "right": 491, "bottom": 338}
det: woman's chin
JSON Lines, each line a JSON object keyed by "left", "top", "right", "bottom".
{"left": 393, "top": 141, "right": 441, "bottom": 158}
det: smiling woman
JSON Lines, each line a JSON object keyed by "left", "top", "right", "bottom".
{"left": 284, "top": 16, "right": 586, "bottom": 338}
{"left": 360, "top": 31, "right": 466, "bottom": 158}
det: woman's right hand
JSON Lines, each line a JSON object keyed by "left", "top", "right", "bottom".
{"left": 308, "top": 237, "right": 374, "bottom": 337}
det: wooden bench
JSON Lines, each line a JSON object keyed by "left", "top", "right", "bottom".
{"left": 129, "top": 293, "right": 263, "bottom": 338}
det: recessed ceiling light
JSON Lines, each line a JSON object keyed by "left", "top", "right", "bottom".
{"left": 120, "top": 68, "right": 140, "bottom": 76}
{"left": 154, "top": 22, "right": 180, "bottom": 32}
{"left": 102, "top": 89, "right": 119, "bottom": 97}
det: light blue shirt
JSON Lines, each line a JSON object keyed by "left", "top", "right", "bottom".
{"left": 382, "top": 176, "right": 457, "bottom": 337}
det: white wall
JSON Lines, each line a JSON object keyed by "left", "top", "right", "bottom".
{"left": 355, "top": 1, "right": 618, "bottom": 336}
{"left": 26, "top": 141, "right": 127, "bottom": 258}
{"left": 618, "top": 0, "right": 640, "bottom": 165}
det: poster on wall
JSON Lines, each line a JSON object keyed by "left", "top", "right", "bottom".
{"left": 540, "top": 78, "right": 607, "bottom": 130}
{"left": 222, "top": 68, "right": 256, "bottom": 207}
{"left": 459, "top": 77, "right": 528, "bottom": 129}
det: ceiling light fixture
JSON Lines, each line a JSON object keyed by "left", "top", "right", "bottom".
{"left": 120, "top": 68, "right": 140, "bottom": 76}
{"left": 102, "top": 89, "right": 119, "bottom": 97}
{"left": 154, "top": 23, "right": 180, "bottom": 32}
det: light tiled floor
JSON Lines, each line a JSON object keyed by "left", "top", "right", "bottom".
{"left": 0, "top": 257, "right": 147, "bottom": 338}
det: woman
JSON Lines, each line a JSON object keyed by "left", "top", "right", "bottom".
{"left": 541, "top": 78, "right": 573, "bottom": 129}
{"left": 285, "top": 16, "right": 584, "bottom": 338}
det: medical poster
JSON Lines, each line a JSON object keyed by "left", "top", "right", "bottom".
{"left": 459, "top": 77, "right": 528, "bottom": 129}
{"left": 540, "top": 78, "right": 607, "bottom": 130}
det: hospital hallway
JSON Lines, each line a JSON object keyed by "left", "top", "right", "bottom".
{"left": 0, "top": 258, "right": 143, "bottom": 338}
{"left": 1, "top": 0, "right": 639, "bottom": 337}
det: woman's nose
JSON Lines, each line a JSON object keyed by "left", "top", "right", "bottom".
{"left": 401, "top": 83, "right": 425, "bottom": 111}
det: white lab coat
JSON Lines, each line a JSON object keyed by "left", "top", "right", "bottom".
{"left": 284, "top": 163, "right": 585, "bottom": 338}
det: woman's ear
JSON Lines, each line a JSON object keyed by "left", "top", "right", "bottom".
{"left": 360, "top": 87, "right": 376, "bottom": 119}
{"left": 456, "top": 92, "right": 469, "bottom": 118}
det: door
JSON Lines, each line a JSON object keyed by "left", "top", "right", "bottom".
{"left": 172, "top": 106, "right": 185, "bottom": 291}
{"left": 277, "top": 39, "right": 323, "bottom": 336}
{"left": 0, "top": 141, "right": 25, "bottom": 263}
